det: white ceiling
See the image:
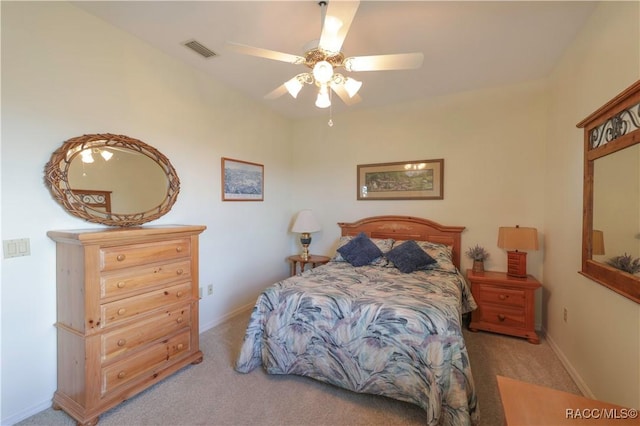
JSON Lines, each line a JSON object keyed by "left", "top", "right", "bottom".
{"left": 72, "top": 1, "right": 597, "bottom": 119}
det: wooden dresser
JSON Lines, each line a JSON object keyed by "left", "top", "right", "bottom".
{"left": 467, "top": 269, "right": 541, "bottom": 344}
{"left": 48, "top": 225, "right": 206, "bottom": 426}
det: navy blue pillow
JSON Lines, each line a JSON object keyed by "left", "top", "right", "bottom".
{"left": 336, "top": 232, "right": 383, "bottom": 267}
{"left": 386, "top": 240, "right": 437, "bottom": 273}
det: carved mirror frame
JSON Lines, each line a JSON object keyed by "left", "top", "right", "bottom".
{"left": 577, "top": 80, "right": 640, "bottom": 303}
{"left": 45, "top": 133, "right": 180, "bottom": 227}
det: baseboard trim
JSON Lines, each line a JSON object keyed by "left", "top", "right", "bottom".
{"left": 199, "top": 302, "right": 254, "bottom": 333}
{"left": 542, "top": 327, "right": 596, "bottom": 399}
{"left": 1, "top": 398, "right": 53, "bottom": 426}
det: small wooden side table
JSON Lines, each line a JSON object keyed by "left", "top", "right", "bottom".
{"left": 287, "top": 254, "right": 330, "bottom": 276}
{"left": 497, "top": 375, "right": 638, "bottom": 425}
{"left": 467, "top": 269, "right": 541, "bottom": 344}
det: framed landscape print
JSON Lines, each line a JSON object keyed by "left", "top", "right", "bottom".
{"left": 222, "top": 157, "right": 264, "bottom": 201}
{"left": 357, "top": 159, "right": 444, "bottom": 200}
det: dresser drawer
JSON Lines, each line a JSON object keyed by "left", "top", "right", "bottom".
{"left": 102, "top": 330, "right": 191, "bottom": 395}
{"left": 477, "top": 285, "right": 525, "bottom": 308}
{"left": 480, "top": 304, "right": 526, "bottom": 328}
{"left": 100, "top": 239, "right": 190, "bottom": 271}
{"left": 100, "top": 259, "right": 191, "bottom": 299}
{"left": 101, "top": 305, "right": 191, "bottom": 362}
{"left": 101, "top": 282, "right": 192, "bottom": 327}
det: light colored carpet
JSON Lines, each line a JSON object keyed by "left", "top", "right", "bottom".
{"left": 16, "top": 309, "right": 580, "bottom": 425}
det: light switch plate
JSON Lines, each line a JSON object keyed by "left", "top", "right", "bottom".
{"left": 3, "top": 238, "right": 31, "bottom": 258}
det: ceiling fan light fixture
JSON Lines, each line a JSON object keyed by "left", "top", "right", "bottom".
{"left": 313, "top": 60, "right": 334, "bottom": 85}
{"left": 284, "top": 76, "right": 304, "bottom": 98}
{"left": 315, "top": 85, "right": 331, "bottom": 108}
{"left": 344, "top": 77, "right": 362, "bottom": 98}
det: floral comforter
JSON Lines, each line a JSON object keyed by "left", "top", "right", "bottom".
{"left": 235, "top": 262, "right": 479, "bottom": 425}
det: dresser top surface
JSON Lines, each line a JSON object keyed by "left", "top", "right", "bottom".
{"left": 48, "top": 224, "right": 206, "bottom": 244}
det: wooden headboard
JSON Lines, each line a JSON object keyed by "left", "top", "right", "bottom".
{"left": 338, "top": 216, "right": 465, "bottom": 270}
{"left": 70, "top": 189, "right": 112, "bottom": 213}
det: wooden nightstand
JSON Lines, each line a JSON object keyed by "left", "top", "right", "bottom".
{"left": 467, "top": 269, "right": 541, "bottom": 344}
{"left": 287, "top": 255, "right": 330, "bottom": 276}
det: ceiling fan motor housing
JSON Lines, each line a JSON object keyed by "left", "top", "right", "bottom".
{"left": 304, "top": 49, "right": 345, "bottom": 69}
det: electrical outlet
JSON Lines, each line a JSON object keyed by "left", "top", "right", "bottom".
{"left": 563, "top": 308, "right": 568, "bottom": 322}
{"left": 208, "top": 284, "right": 213, "bottom": 296}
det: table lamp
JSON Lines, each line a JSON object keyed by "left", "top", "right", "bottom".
{"left": 497, "top": 225, "right": 539, "bottom": 278}
{"left": 291, "top": 210, "right": 321, "bottom": 261}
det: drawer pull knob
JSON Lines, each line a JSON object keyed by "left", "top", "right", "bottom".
{"left": 117, "top": 339, "right": 126, "bottom": 347}
{"left": 117, "top": 281, "right": 126, "bottom": 289}
{"left": 176, "top": 291, "right": 183, "bottom": 298}
{"left": 176, "top": 246, "right": 183, "bottom": 253}
{"left": 499, "top": 294, "right": 507, "bottom": 300}
{"left": 117, "top": 371, "right": 126, "bottom": 379}
{"left": 117, "top": 308, "right": 126, "bottom": 316}
{"left": 116, "top": 254, "right": 126, "bottom": 262}
{"left": 176, "top": 269, "right": 184, "bottom": 275}
{"left": 498, "top": 314, "right": 506, "bottom": 322}
{"left": 176, "top": 343, "right": 184, "bottom": 351}
{"left": 176, "top": 317, "right": 184, "bottom": 324}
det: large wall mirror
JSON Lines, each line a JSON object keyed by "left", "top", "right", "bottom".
{"left": 45, "top": 133, "right": 180, "bottom": 227}
{"left": 577, "top": 79, "right": 640, "bottom": 303}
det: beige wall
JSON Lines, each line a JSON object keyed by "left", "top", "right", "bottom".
{"left": 1, "top": 2, "right": 293, "bottom": 421}
{"left": 291, "top": 81, "right": 548, "bottom": 279}
{"left": 545, "top": 1, "right": 640, "bottom": 409}
{"left": 2, "top": 0, "right": 639, "bottom": 424}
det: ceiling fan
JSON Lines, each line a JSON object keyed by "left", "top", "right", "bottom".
{"left": 227, "top": 1, "right": 424, "bottom": 110}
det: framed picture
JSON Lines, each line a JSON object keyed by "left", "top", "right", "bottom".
{"left": 357, "top": 159, "right": 444, "bottom": 200}
{"left": 222, "top": 157, "right": 264, "bottom": 201}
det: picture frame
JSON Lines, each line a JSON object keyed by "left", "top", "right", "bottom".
{"left": 222, "top": 157, "right": 264, "bottom": 201}
{"left": 357, "top": 159, "right": 444, "bottom": 200}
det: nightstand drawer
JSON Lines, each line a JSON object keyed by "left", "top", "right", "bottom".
{"left": 481, "top": 304, "right": 526, "bottom": 328}
{"left": 477, "top": 286, "right": 525, "bottom": 307}
{"left": 467, "top": 269, "right": 541, "bottom": 344}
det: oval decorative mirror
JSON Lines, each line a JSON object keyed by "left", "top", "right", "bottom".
{"left": 45, "top": 133, "right": 180, "bottom": 227}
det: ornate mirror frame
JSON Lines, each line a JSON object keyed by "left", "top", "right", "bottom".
{"left": 45, "top": 133, "right": 180, "bottom": 227}
{"left": 577, "top": 80, "right": 640, "bottom": 303}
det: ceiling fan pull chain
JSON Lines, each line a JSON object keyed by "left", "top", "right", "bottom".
{"left": 328, "top": 89, "right": 334, "bottom": 127}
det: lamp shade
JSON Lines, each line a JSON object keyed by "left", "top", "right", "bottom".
{"left": 497, "top": 226, "right": 539, "bottom": 251}
{"left": 291, "top": 210, "right": 321, "bottom": 233}
{"left": 344, "top": 77, "right": 362, "bottom": 98}
{"left": 284, "top": 76, "right": 303, "bottom": 98}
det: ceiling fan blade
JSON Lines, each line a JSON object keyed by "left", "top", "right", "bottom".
{"left": 226, "top": 42, "right": 305, "bottom": 64}
{"left": 264, "top": 84, "right": 289, "bottom": 100}
{"left": 319, "top": 1, "right": 360, "bottom": 53}
{"left": 344, "top": 53, "right": 424, "bottom": 72}
{"left": 330, "top": 83, "right": 362, "bottom": 106}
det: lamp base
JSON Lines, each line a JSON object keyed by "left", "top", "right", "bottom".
{"left": 300, "top": 233, "right": 312, "bottom": 261}
{"left": 506, "top": 251, "right": 528, "bottom": 278}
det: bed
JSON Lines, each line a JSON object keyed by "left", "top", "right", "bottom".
{"left": 235, "top": 216, "right": 479, "bottom": 425}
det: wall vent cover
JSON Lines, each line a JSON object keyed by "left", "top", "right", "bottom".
{"left": 183, "top": 40, "right": 217, "bottom": 58}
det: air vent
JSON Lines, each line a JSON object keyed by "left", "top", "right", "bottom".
{"left": 183, "top": 40, "right": 217, "bottom": 58}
